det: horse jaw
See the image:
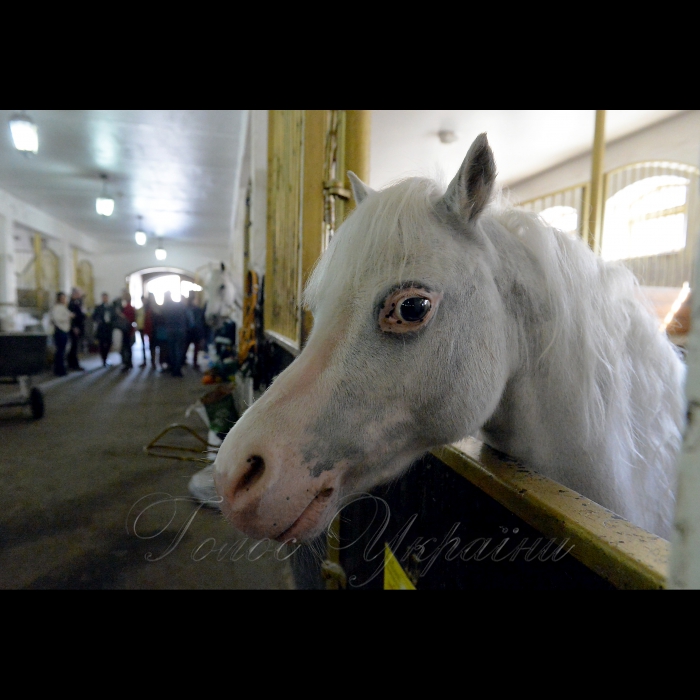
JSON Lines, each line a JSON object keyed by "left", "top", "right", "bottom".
{"left": 213, "top": 321, "right": 346, "bottom": 542}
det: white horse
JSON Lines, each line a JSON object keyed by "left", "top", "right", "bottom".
{"left": 214, "top": 133, "right": 686, "bottom": 542}
{"left": 203, "top": 262, "right": 239, "bottom": 332}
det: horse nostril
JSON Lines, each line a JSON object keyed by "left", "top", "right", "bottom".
{"left": 238, "top": 455, "right": 265, "bottom": 492}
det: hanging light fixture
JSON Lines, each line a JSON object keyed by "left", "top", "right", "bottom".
{"left": 155, "top": 238, "right": 167, "bottom": 260}
{"left": 135, "top": 216, "right": 147, "bottom": 245}
{"left": 96, "top": 174, "right": 115, "bottom": 216}
{"left": 9, "top": 111, "right": 39, "bottom": 155}
{"left": 437, "top": 129, "right": 458, "bottom": 144}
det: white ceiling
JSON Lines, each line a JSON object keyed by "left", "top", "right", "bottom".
{"left": 369, "top": 110, "right": 684, "bottom": 190}
{"left": 0, "top": 110, "right": 685, "bottom": 249}
{"left": 0, "top": 110, "right": 248, "bottom": 247}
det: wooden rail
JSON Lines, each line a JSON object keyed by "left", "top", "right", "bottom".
{"left": 433, "top": 437, "right": 669, "bottom": 589}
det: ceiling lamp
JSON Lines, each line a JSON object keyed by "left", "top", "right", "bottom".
{"left": 438, "top": 129, "right": 458, "bottom": 144}
{"left": 9, "top": 111, "right": 39, "bottom": 155}
{"left": 135, "top": 216, "right": 147, "bottom": 245}
{"left": 155, "top": 238, "right": 167, "bottom": 261}
{"left": 96, "top": 174, "right": 115, "bottom": 216}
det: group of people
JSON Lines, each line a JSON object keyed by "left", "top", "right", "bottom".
{"left": 50, "top": 288, "right": 208, "bottom": 378}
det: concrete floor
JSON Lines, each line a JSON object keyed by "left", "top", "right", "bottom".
{"left": 0, "top": 346, "right": 296, "bottom": 590}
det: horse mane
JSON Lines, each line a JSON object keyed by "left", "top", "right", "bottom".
{"left": 486, "top": 206, "right": 685, "bottom": 524}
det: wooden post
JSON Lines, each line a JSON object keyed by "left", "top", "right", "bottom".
{"left": 33, "top": 233, "right": 43, "bottom": 293}
{"left": 300, "top": 110, "right": 327, "bottom": 348}
{"left": 345, "top": 110, "right": 371, "bottom": 190}
{"left": 264, "top": 110, "right": 305, "bottom": 352}
{"left": 586, "top": 110, "right": 606, "bottom": 254}
{"left": 73, "top": 248, "right": 79, "bottom": 292}
{"left": 32, "top": 233, "right": 44, "bottom": 310}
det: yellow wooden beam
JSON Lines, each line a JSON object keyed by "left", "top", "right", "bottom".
{"left": 345, "top": 110, "right": 371, "bottom": 185}
{"left": 586, "top": 110, "right": 606, "bottom": 254}
{"left": 264, "top": 110, "right": 304, "bottom": 349}
{"left": 33, "top": 233, "right": 43, "bottom": 292}
{"left": 73, "top": 248, "right": 79, "bottom": 291}
{"left": 432, "top": 437, "right": 669, "bottom": 590}
{"left": 300, "top": 110, "right": 327, "bottom": 348}
{"left": 264, "top": 109, "right": 279, "bottom": 344}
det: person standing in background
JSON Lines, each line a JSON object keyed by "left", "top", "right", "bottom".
{"left": 151, "top": 293, "right": 168, "bottom": 370}
{"left": 117, "top": 291, "right": 137, "bottom": 372}
{"left": 144, "top": 294, "right": 156, "bottom": 369}
{"left": 50, "top": 291, "right": 73, "bottom": 377}
{"left": 184, "top": 294, "right": 207, "bottom": 369}
{"left": 162, "top": 291, "right": 188, "bottom": 377}
{"left": 92, "top": 292, "right": 114, "bottom": 367}
{"left": 136, "top": 296, "right": 148, "bottom": 368}
{"left": 66, "top": 287, "right": 85, "bottom": 371}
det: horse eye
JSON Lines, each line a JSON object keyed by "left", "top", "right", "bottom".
{"left": 398, "top": 297, "right": 431, "bottom": 323}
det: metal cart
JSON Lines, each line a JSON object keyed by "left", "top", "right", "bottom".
{"left": 0, "top": 332, "right": 48, "bottom": 419}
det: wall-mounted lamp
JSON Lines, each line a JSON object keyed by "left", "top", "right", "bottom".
{"left": 135, "top": 215, "right": 147, "bottom": 245}
{"left": 9, "top": 111, "right": 39, "bottom": 155}
{"left": 155, "top": 238, "right": 167, "bottom": 261}
{"left": 96, "top": 174, "right": 115, "bottom": 216}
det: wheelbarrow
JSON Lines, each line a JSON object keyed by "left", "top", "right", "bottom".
{"left": 0, "top": 332, "right": 48, "bottom": 419}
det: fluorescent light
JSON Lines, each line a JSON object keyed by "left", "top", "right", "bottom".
{"left": 135, "top": 230, "right": 147, "bottom": 245}
{"left": 9, "top": 113, "right": 38, "bottom": 154}
{"left": 96, "top": 174, "right": 114, "bottom": 216}
{"left": 96, "top": 197, "right": 115, "bottom": 216}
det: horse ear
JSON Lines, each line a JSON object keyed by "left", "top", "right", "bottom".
{"left": 347, "top": 171, "right": 375, "bottom": 205}
{"left": 440, "top": 132, "right": 497, "bottom": 223}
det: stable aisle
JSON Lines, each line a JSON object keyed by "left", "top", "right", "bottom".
{"left": 0, "top": 351, "right": 295, "bottom": 590}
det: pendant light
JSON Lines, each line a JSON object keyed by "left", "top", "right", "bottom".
{"left": 9, "top": 111, "right": 39, "bottom": 154}
{"left": 155, "top": 238, "right": 167, "bottom": 260}
{"left": 135, "top": 216, "right": 147, "bottom": 245}
{"left": 96, "top": 174, "right": 115, "bottom": 216}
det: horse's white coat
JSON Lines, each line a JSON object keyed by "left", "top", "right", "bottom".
{"left": 215, "top": 134, "right": 685, "bottom": 542}
{"left": 203, "top": 263, "right": 240, "bottom": 330}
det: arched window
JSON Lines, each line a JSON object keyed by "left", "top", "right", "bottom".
{"left": 517, "top": 184, "right": 588, "bottom": 239}
{"left": 601, "top": 174, "right": 690, "bottom": 261}
{"left": 601, "top": 161, "right": 699, "bottom": 288}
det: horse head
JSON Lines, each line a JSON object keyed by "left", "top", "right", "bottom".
{"left": 214, "top": 134, "right": 515, "bottom": 542}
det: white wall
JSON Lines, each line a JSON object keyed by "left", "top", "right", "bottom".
{"left": 222, "top": 110, "right": 268, "bottom": 326}
{"left": 0, "top": 186, "right": 100, "bottom": 330}
{"left": 507, "top": 111, "right": 700, "bottom": 203}
{"left": 249, "top": 110, "right": 268, "bottom": 277}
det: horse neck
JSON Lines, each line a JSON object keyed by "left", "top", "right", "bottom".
{"left": 479, "top": 217, "right": 608, "bottom": 467}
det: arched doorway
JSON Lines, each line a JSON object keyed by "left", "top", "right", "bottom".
{"left": 127, "top": 266, "right": 202, "bottom": 308}
{"left": 125, "top": 266, "right": 205, "bottom": 369}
